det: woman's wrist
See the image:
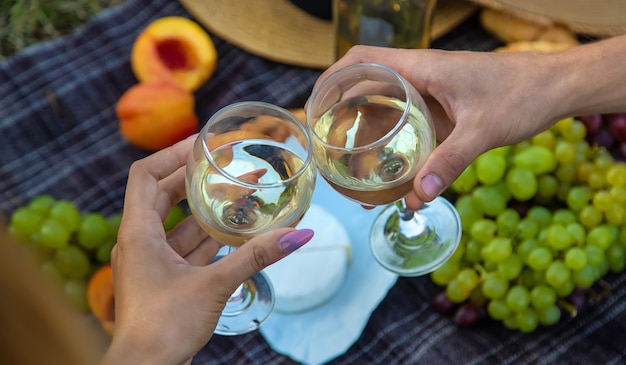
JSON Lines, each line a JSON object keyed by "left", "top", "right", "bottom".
{"left": 101, "top": 329, "right": 188, "bottom": 365}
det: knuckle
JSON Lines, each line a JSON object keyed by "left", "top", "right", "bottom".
{"left": 250, "top": 244, "right": 272, "bottom": 272}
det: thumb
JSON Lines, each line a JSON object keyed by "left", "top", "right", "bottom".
{"left": 210, "top": 228, "right": 315, "bottom": 289}
{"left": 413, "top": 125, "right": 487, "bottom": 202}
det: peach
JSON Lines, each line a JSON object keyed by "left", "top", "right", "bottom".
{"left": 116, "top": 80, "right": 198, "bottom": 151}
{"left": 131, "top": 16, "right": 217, "bottom": 92}
{"left": 87, "top": 264, "right": 115, "bottom": 335}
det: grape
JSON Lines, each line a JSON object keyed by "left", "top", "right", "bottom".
{"left": 506, "top": 285, "right": 530, "bottom": 312}
{"left": 472, "top": 185, "right": 507, "bottom": 217}
{"left": 55, "top": 245, "right": 91, "bottom": 279}
{"left": 606, "top": 162, "right": 626, "bottom": 187}
{"left": 481, "top": 237, "right": 512, "bottom": 263}
{"left": 587, "top": 225, "right": 614, "bottom": 250}
{"left": 455, "top": 195, "right": 483, "bottom": 232}
{"left": 526, "top": 206, "right": 552, "bottom": 229}
{"left": 513, "top": 145, "right": 557, "bottom": 174}
{"left": 28, "top": 194, "right": 56, "bottom": 216}
{"left": 579, "top": 205, "right": 603, "bottom": 229}
{"left": 431, "top": 291, "right": 456, "bottom": 314}
{"left": 456, "top": 268, "right": 480, "bottom": 292}
{"left": 516, "top": 238, "right": 540, "bottom": 262}
{"left": 573, "top": 265, "right": 595, "bottom": 288}
{"left": 497, "top": 254, "right": 523, "bottom": 280}
{"left": 607, "top": 244, "right": 626, "bottom": 273}
{"left": 555, "top": 141, "right": 577, "bottom": 164}
{"left": 565, "top": 247, "right": 587, "bottom": 270}
{"left": 566, "top": 287, "right": 588, "bottom": 310}
{"left": 78, "top": 213, "right": 110, "bottom": 250}
{"left": 451, "top": 165, "right": 478, "bottom": 194}
{"left": 10, "top": 206, "right": 43, "bottom": 240}
{"left": 537, "top": 305, "right": 561, "bottom": 326}
{"left": 552, "top": 209, "right": 577, "bottom": 225}
{"left": 527, "top": 247, "right": 553, "bottom": 271}
{"left": 516, "top": 219, "right": 539, "bottom": 240}
{"left": 578, "top": 114, "right": 603, "bottom": 135}
{"left": 49, "top": 200, "right": 81, "bottom": 232}
{"left": 605, "top": 203, "right": 625, "bottom": 225}
{"left": 545, "top": 261, "right": 571, "bottom": 289}
{"left": 592, "top": 190, "right": 613, "bottom": 211}
{"left": 496, "top": 208, "right": 520, "bottom": 237}
{"left": 591, "top": 129, "right": 616, "bottom": 150}
{"left": 481, "top": 275, "right": 509, "bottom": 299}
{"left": 506, "top": 167, "right": 538, "bottom": 201}
{"left": 566, "top": 186, "right": 592, "bottom": 212}
{"left": 64, "top": 279, "right": 89, "bottom": 313}
{"left": 608, "top": 113, "right": 626, "bottom": 142}
{"left": 515, "top": 310, "right": 539, "bottom": 333}
{"left": 164, "top": 205, "right": 188, "bottom": 231}
{"left": 532, "top": 129, "right": 557, "bottom": 149}
{"left": 537, "top": 174, "right": 559, "bottom": 201}
{"left": 39, "top": 218, "right": 71, "bottom": 249}
{"left": 446, "top": 279, "right": 470, "bottom": 303}
{"left": 470, "top": 219, "right": 497, "bottom": 244}
{"left": 96, "top": 241, "right": 116, "bottom": 264}
{"left": 475, "top": 150, "right": 507, "bottom": 185}
{"left": 530, "top": 285, "right": 557, "bottom": 310}
{"left": 585, "top": 245, "right": 605, "bottom": 266}
{"left": 431, "top": 260, "right": 460, "bottom": 286}
{"left": 454, "top": 303, "right": 483, "bottom": 327}
{"left": 546, "top": 224, "right": 574, "bottom": 250}
{"left": 487, "top": 299, "right": 510, "bottom": 320}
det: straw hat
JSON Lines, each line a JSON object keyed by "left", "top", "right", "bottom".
{"left": 179, "top": 0, "right": 626, "bottom": 69}
{"left": 179, "top": 0, "right": 478, "bottom": 69}
{"left": 469, "top": 0, "right": 626, "bottom": 37}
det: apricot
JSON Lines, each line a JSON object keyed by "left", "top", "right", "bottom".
{"left": 116, "top": 80, "right": 198, "bottom": 151}
{"left": 87, "top": 264, "right": 115, "bottom": 335}
{"left": 131, "top": 16, "right": 217, "bottom": 92}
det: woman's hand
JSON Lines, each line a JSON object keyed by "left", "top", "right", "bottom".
{"left": 102, "top": 137, "right": 313, "bottom": 365}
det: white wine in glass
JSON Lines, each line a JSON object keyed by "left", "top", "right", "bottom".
{"left": 307, "top": 63, "right": 461, "bottom": 276}
{"left": 186, "top": 101, "right": 316, "bottom": 335}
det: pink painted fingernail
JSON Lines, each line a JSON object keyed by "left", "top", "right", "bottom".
{"left": 279, "top": 229, "right": 314, "bottom": 254}
{"left": 421, "top": 173, "right": 443, "bottom": 200}
{"left": 186, "top": 132, "right": 199, "bottom": 140}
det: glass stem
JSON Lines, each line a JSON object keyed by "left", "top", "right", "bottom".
{"left": 388, "top": 200, "right": 433, "bottom": 251}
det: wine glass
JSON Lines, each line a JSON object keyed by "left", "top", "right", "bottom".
{"left": 305, "top": 63, "right": 461, "bottom": 276}
{"left": 185, "top": 101, "right": 316, "bottom": 335}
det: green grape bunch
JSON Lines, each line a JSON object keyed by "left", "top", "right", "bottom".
{"left": 8, "top": 196, "right": 188, "bottom": 313}
{"left": 432, "top": 117, "right": 626, "bottom": 333}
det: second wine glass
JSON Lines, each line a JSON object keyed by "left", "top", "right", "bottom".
{"left": 186, "top": 101, "right": 316, "bottom": 335}
{"left": 306, "top": 63, "right": 461, "bottom": 276}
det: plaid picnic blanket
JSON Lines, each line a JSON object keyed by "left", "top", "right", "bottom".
{"left": 1, "top": 0, "right": 625, "bottom": 364}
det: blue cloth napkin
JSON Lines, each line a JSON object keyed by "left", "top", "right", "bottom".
{"left": 260, "top": 175, "right": 398, "bottom": 364}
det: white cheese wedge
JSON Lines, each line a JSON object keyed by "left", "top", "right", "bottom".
{"left": 263, "top": 204, "right": 351, "bottom": 313}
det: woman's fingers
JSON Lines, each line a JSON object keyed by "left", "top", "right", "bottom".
{"left": 124, "top": 138, "right": 195, "bottom": 215}
{"left": 166, "top": 215, "right": 213, "bottom": 257}
{"left": 209, "top": 228, "right": 314, "bottom": 290}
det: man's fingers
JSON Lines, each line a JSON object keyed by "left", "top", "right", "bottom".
{"left": 413, "top": 125, "right": 486, "bottom": 202}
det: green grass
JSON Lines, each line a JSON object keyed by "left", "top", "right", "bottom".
{"left": 0, "top": 0, "right": 124, "bottom": 59}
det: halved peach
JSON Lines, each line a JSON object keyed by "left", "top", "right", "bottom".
{"left": 87, "top": 264, "right": 115, "bottom": 335}
{"left": 131, "top": 16, "right": 217, "bottom": 92}
{"left": 116, "top": 80, "right": 198, "bottom": 151}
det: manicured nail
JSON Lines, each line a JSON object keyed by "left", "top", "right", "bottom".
{"left": 186, "top": 132, "right": 199, "bottom": 140}
{"left": 279, "top": 229, "right": 314, "bottom": 254}
{"left": 421, "top": 173, "right": 443, "bottom": 200}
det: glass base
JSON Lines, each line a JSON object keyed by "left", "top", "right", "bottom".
{"left": 214, "top": 270, "right": 275, "bottom": 336}
{"left": 370, "top": 196, "right": 461, "bottom": 277}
